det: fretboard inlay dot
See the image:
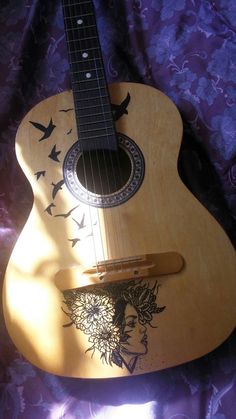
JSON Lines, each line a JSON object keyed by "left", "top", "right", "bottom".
{"left": 77, "top": 19, "right": 83, "bottom": 25}
{"left": 82, "top": 52, "right": 88, "bottom": 58}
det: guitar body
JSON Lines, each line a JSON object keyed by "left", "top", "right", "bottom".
{"left": 3, "top": 82, "right": 236, "bottom": 378}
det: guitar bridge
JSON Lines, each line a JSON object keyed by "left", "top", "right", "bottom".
{"left": 55, "top": 252, "right": 184, "bottom": 291}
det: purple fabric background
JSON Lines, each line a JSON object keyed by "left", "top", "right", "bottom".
{"left": 1, "top": 1, "right": 236, "bottom": 418}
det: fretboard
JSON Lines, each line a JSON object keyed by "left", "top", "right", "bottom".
{"left": 62, "top": 0, "right": 117, "bottom": 151}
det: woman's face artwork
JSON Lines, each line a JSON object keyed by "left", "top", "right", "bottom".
{"left": 122, "top": 304, "right": 148, "bottom": 355}
{"left": 63, "top": 281, "right": 165, "bottom": 374}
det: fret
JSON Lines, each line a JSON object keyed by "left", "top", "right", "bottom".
{"left": 74, "top": 100, "right": 111, "bottom": 113}
{"left": 72, "top": 85, "right": 107, "bottom": 95}
{"left": 79, "top": 125, "right": 115, "bottom": 135}
{"left": 71, "top": 57, "right": 101, "bottom": 67}
{"left": 72, "top": 77, "right": 106, "bottom": 87}
{"left": 77, "top": 115, "right": 113, "bottom": 124}
{"left": 63, "top": 14, "right": 93, "bottom": 20}
{"left": 62, "top": 1, "right": 93, "bottom": 9}
{"left": 69, "top": 46, "right": 101, "bottom": 54}
{"left": 75, "top": 105, "right": 111, "bottom": 113}
{"left": 79, "top": 131, "right": 115, "bottom": 141}
{"left": 73, "top": 93, "right": 108, "bottom": 100}
{"left": 67, "top": 38, "right": 100, "bottom": 52}
{"left": 71, "top": 67, "right": 103, "bottom": 76}
{"left": 63, "top": 3, "right": 94, "bottom": 19}
{"left": 63, "top": 16, "right": 95, "bottom": 31}
{"left": 66, "top": 24, "right": 96, "bottom": 31}
{"left": 73, "top": 76, "right": 105, "bottom": 82}
{"left": 73, "top": 90, "right": 108, "bottom": 101}
{"left": 66, "top": 32, "right": 98, "bottom": 43}
{"left": 72, "top": 81, "right": 107, "bottom": 90}
{"left": 63, "top": 1, "right": 91, "bottom": 6}
{"left": 67, "top": 37, "right": 98, "bottom": 45}
{"left": 71, "top": 67, "right": 105, "bottom": 79}
{"left": 74, "top": 79, "right": 106, "bottom": 85}
{"left": 71, "top": 67, "right": 104, "bottom": 75}
{"left": 73, "top": 82, "right": 106, "bottom": 93}
{"left": 77, "top": 112, "right": 112, "bottom": 120}
{"left": 69, "top": 49, "right": 101, "bottom": 63}
{"left": 70, "top": 54, "right": 101, "bottom": 65}
{"left": 74, "top": 101, "right": 112, "bottom": 113}
{"left": 66, "top": 26, "right": 97, "bottom": 40}
{"left": 70, "top": 52, "right": 101, "bottom": 65}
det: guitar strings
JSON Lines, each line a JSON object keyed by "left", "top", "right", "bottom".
{"left": 63, "top": 0, "right": 102, "bottom": 274}
{"left": 64, "top": 3, "right": 117, "bottom": 273}
{"left": 64, "top": 0, "right": 128, "bottom": 280}
{"left": 75, "top": 1, "right": 129, "bottom": 278}
{"left": 83, "top": 0, "right": 130, "bottom": 272}
{"left": 73, "top": 0, "right": 117, "bottom": 271}
{"left": 86, "top": 2, "right": 125, "bottom": 263}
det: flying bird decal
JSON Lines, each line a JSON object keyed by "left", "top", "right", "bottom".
{"left": 30, "top": 118, "right": 56, "bottom": 141}
{"left": 59, "top": 108, "right": 74, "bottom": 113}
{"left": 54, "top": 205, "right": 80, "bottom": 219}
{"left": 51, "top": 180, "right": 65, "bottom": 199}
{"left": 112, "top": 92, "right": 131, "bottom": 121}
{"left": 34, "top": 170, "right": 46, "bottom": 180}
{"left": 45, "top": 203, "right": 56, "bottom": 216}
{"left": 72, "top": 214, "right": 86, "bottom": 230}
{"left": 48, "top": 145, "right": 61, "bottom": 162}
{"left": 68, "top": 238, "right": 81, "bottom": 247}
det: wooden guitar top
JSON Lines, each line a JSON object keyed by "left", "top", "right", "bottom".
{"left": 3, "top": 83, "right": 236, "bottom": 378}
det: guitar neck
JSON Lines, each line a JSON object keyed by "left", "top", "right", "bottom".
{"left": 62, "top": 0, "right": 117, "bottom": 151}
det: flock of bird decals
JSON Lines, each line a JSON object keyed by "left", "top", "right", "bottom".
{"left": 31, "top": 93, "right": 131, "bottom": 247}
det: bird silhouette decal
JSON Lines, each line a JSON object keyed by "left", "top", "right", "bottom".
{"left": 45, "top": 203, "right": 56, "bottom": 216}
{"left": 86, "top": 230, "right": 94, "bottom": 238}
{"left": 72, "top": 214, "right": 86, "bottom": 230}
{"left": 68, "top": 238, "right": 80, "bottom": 248}
{"left": 54, "top": 205, "right": 79, "bottom": 219}
{"left": 34, "top": 170, "right": 46, "bottom": 180}
{"left": 51, "top": 180, "right": 65, "bottom": 199}
{"left": 59, "top": 108, "right": 74, "bottom": 113}
{"left": 112, "top": 92, "right": 131, "bottom": 121}
{"left": 29, "top": 118, "right": 56, "bottom": 141}
{"left": 48, "top": 145, "right": 61, "bottom": 162}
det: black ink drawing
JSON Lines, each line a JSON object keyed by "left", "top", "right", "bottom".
{"left": 45, "top": 203, "right": 56, "bottom": 215}
{"left": 86, "top": 230, "right": 94, "bottom": 238}
{"left": 54, "top": 204, "right": 79, "bottom": 219}
{"left": 48, "top": 145, "right": 61, "bottom": 162}
{"left": 112, "top": 92, "right": 131, "bottom": 121}
{"left": 63, "top": 280, "right": 165, "bottom": 373}
{"left": 34, "top": 170, "right": 46, "bottom": 180}
{"left": 59, "top": 108, "right": 74, "bottom": 113}
{"left": 68, "top": 237, "right": 80, "bottom": 247}
{"left": 30, "top": 118, "right": 56, "bottom": 141}
{"left": 51, "top": 180, "right": 65, "bottom": 199}
{"left": 72, "top": 214, "right": 86, "bottom": 230}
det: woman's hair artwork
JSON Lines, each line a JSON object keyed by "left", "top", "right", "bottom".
{"left": 63, "top": 280, "right": 165, "bottom": 373}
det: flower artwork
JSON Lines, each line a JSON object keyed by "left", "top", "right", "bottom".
{"left": 63, "top": 281, "right": 165, "bottom": 373}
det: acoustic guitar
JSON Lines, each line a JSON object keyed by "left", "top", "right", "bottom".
{"left": 3, "top": 0, "right": 236, "bottom": 378}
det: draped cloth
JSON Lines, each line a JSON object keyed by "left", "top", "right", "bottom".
{"left": 1, "top": 1, "right": 236, "bottom": 418}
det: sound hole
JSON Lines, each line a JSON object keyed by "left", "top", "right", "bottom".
{"left": 76, "top": 148, "right": 132, "bottom": 195}
{"left": 63, "top": 133, "right": 145, "bottom": 208}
